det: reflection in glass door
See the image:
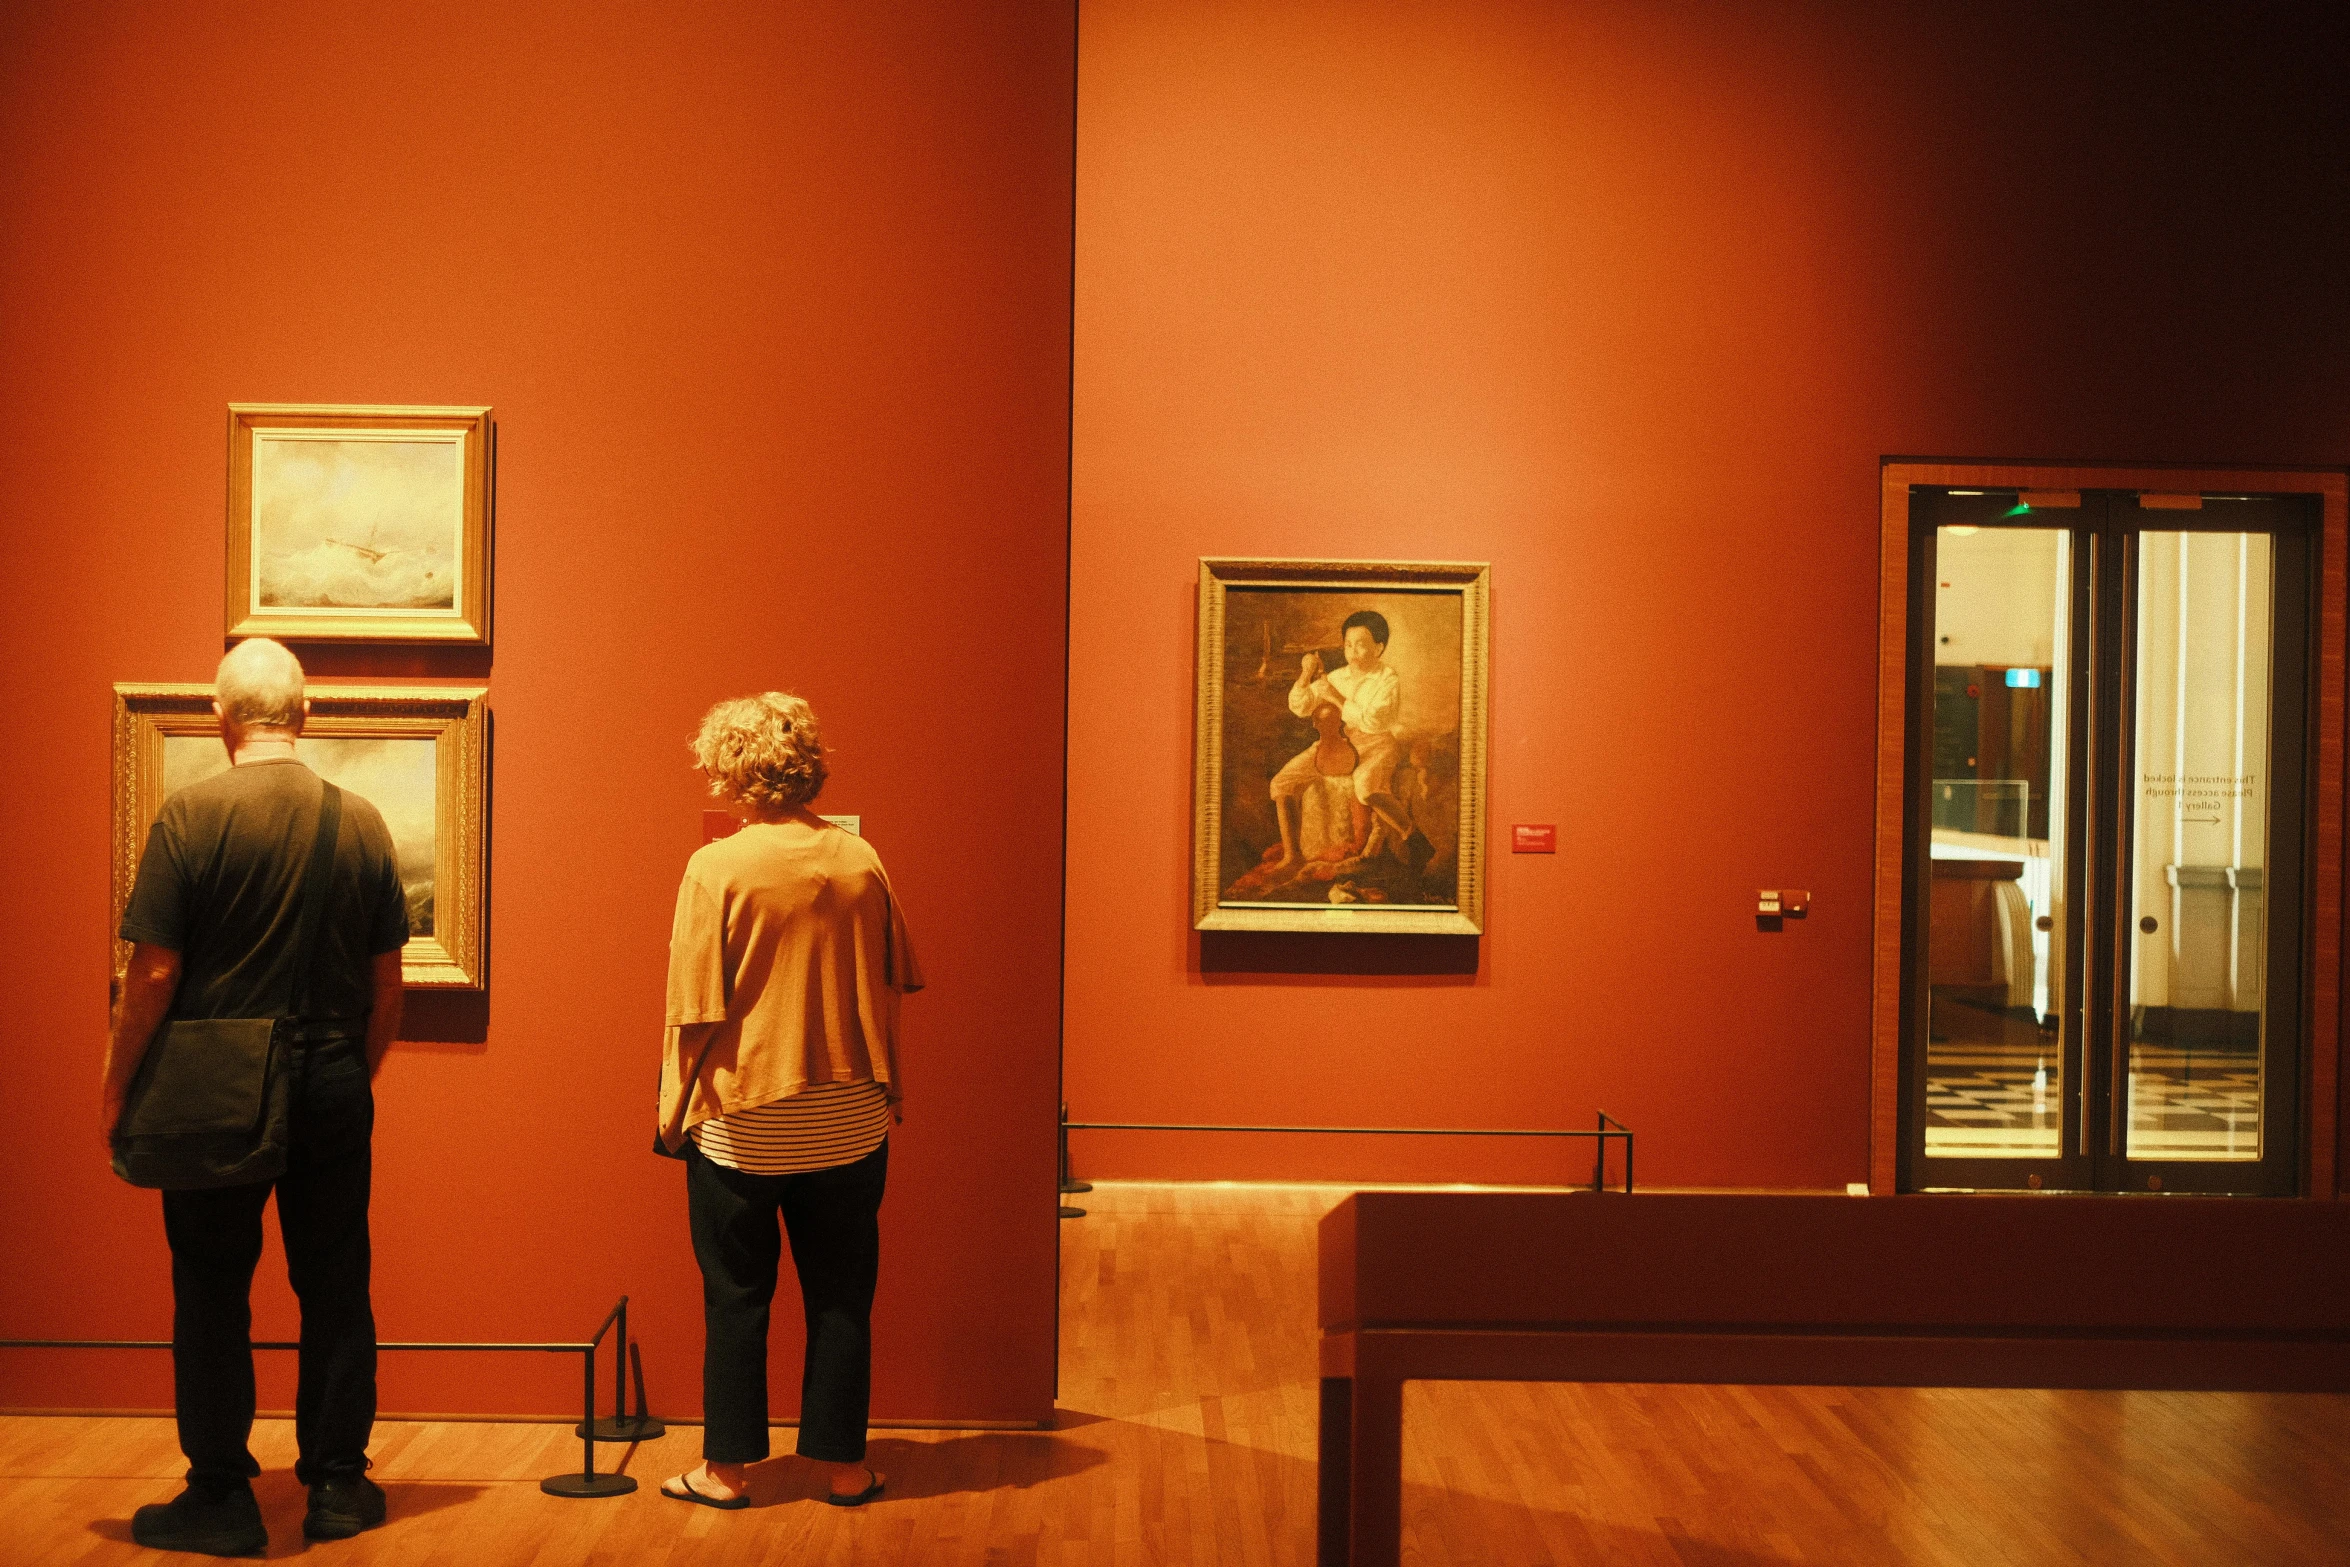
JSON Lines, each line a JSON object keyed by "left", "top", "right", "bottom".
{"left": 1922, "top": 525, "right": 2071, "bottom": 1165}
{"left": 2127, "top": 532, "right": 2272, "bottom": 1164}
{"left": 1904, "top": 490, "right": 2311, "bottom": 1195}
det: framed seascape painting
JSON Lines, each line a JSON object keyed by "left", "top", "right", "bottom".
{"left": 112, "top": 684, "right": 489, "bottom": 989}
{"left": 1194, "top": 558, "right": 1490, "bottom": 934}
{"left": 226, "top": 404, "right": 493, "bottom": 644}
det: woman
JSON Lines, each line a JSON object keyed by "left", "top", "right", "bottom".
{"left": 656, "top": 692, "right": 922, "bottom": 1510}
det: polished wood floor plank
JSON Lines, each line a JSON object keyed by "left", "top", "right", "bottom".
{"left": 4, "top": 1180, "right": 2347, "bottom": 1563}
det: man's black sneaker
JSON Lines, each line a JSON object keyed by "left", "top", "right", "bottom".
{"left": 303, "top": 1473, "right": 388, "bottom": 1540}
{"left": 130, "top": 1484, "right": 267, "bottom": 1556}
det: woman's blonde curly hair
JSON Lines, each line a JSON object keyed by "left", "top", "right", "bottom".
{"left": 691, "top": 692, "right": 828, "bottom": 812}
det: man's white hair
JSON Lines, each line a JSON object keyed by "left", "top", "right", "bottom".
{"left": 216, "top": 638, "right": 307, "bottom": 731}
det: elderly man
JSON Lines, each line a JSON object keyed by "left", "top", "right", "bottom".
{"left": 100, "top": 638, "right": 409, "bottom": 1554}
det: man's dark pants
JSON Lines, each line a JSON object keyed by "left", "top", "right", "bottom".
{"left": 687, "top": 1138, "right": 887, "bottom": 1465}
{"left": 162, "top": 1038, "right": 375, "bottom": 1494}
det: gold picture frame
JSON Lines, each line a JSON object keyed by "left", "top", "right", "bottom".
{"left": 112, "top": 684, "right": 489, "bottom": 990}
{"left": 1194, "top": 557, "right": 1490, "bottom": 934}
{"left": 227, "top": 404, "right": 493, "bottom": 644}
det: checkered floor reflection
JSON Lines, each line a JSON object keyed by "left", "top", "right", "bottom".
{"left": 1926, "top": 1044, "right": 2062, "bottom": 1157}
{"left": 1925, "top": 1042, "right": 2262, "bottom": 1161}
{"left": 2125, "top": 1046, "right": 2264, "bottom": 1159}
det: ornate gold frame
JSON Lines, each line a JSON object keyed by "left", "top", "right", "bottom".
{"left": 226, "top": 404, "right": 493, "bottom": 644}
{"left": 1194, "top": 557, "right": 1490, "bottom": 934}
{"left": 111, "top": 683, "right": 490, "bottom": 991}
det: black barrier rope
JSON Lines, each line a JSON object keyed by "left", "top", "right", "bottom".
{"left": 1058, "top": 1109, "right": 1635, "bottom": 1216}
{"left": 1, "top": 1293, "right": 662, "bottom": 1500}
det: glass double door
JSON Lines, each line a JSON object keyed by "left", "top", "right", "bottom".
{"left": 1905, "top": 488, "right": 2313, "bottom": 1194}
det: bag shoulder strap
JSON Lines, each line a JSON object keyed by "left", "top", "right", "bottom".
{"left": 284, "top": 778, "right": 344, "bottom": 1021}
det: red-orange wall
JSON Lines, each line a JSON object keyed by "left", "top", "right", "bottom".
{"left": 1064, "top": 0, "right": 2350, "bottom": 1187}
{"left": 0, "top": 3, "right": 1074, "bottom": 1419}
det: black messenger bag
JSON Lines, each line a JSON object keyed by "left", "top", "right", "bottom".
{"left": 111, "top": 781, "right": 344, "bottom": 1191}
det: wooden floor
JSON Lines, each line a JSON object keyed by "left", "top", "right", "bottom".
{"left": 4, "top": 1181, "right": 2348, "bottom": 1563}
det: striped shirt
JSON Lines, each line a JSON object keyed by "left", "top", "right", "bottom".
{"left": 689, "top": 1079, "right": 892, "bottom": 1175}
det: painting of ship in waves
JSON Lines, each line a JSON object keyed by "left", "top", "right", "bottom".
{"left": 254, "top": 437, "right": 460, "bottom": 611}
{"left": 227, "top": 405, "right": 493, "bottom": 645}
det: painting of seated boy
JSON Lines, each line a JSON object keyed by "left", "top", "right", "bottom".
{"left": 1215, "top": 588, "right": 1463, "bottom": 909}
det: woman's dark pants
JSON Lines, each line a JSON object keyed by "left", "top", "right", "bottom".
{"left": 686, "top": 1138, "right": 886, "bottom": 1465}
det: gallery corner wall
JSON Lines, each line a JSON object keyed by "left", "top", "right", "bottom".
{"left": 1062, "top": 0, "right": 2350, "bottom": 1189}
{"left": 0, "top": 1, "right": 1075, "bottom": 1421}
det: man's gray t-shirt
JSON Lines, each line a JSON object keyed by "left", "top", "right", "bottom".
{"left": 120, "top": 759, "right": 410, "bottom": 1023}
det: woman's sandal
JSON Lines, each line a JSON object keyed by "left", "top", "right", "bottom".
{"left": 825, "top": 1467, "right": 885, "bottom": 1508}
{"left": 662, "top": 1469, "right": 751, "bottom": 1510}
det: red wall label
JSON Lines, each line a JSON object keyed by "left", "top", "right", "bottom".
{"left": 1512, "top": 824, "right": 1557, "bottom": 853}
{"left": 702, "top": 810, "right": 740, "bottom": 844}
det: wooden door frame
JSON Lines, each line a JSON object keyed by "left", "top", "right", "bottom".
{"left": 1871, "top": 461, "right": 2347, "bottom": 1198}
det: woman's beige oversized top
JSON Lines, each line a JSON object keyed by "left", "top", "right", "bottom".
{"left": 657, "top": 821, "right": 923, "bottom": 1153}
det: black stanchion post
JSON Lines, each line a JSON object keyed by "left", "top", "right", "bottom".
{"left": 576, "top": 1295, "right": 667, "bottom": 1444}
{"left": 1059, "top": 1102, "right": 1088, "bottom": 1219}
{"left": 1592, "top": 1111, "right": 1634, "bottom": 1195}
{"left": 1061, "top": 1102, "right": 1092, "bottom": 1194}
{"left": 629, "top": 1340, "right": 663, "bottom": 1437}
{"left": 544, "top": 1307, "right": 637, "bottom": 1497}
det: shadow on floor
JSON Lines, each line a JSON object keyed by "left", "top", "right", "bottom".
{"left": 725, "top": 1429, "right": 1109, "bottom": 1507}
{"left": 1063, "top": 1414, "right": 1807, "bottom": 1567}
{"left": 1348, "top": 1446, "right": 1804, "bottom": 1567}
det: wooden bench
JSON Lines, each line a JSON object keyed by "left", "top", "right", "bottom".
{"left": 1317, "top": 1191, "right": 2350, "bottom": 1567}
